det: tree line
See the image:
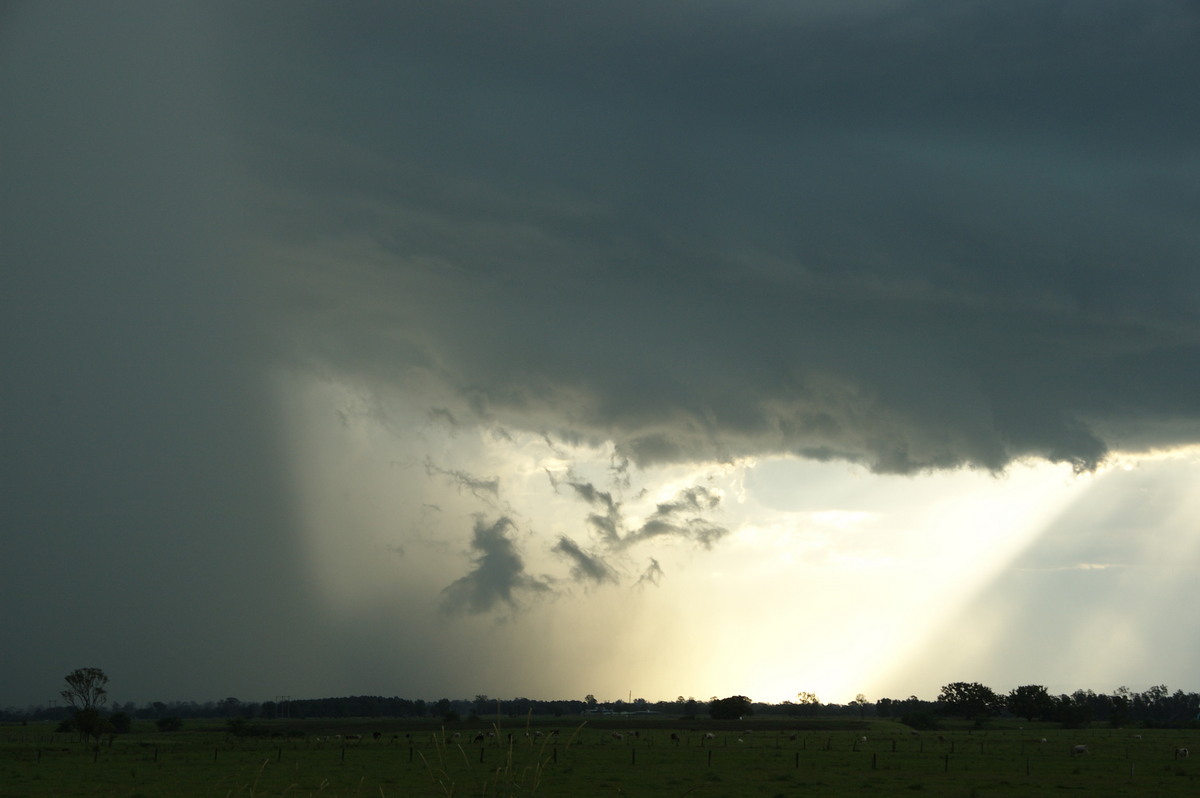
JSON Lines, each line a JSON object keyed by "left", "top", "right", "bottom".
{"left": 10, "top": 670, "right": 1200, "bottom": 735}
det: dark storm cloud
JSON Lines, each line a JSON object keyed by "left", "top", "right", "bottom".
{"left": 5, "top": 0, "right": 1196, "bottom": 709}
{"left": 552, "top": 536, "right": 619, "bottom": 586}
{"left": 440, "top": 516, "right": 553, "bottom": 615}
{"left": 228, "top": 0, "right": 1200, "bottom": 476}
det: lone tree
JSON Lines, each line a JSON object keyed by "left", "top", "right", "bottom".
{"left": 61, "top": 667, "right": 110, "bottom": 743}
{"left": 61, "top": 667, "right": 108, "bottom": 711}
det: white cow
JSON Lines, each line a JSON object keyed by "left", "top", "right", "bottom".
{"left": 1176, "top": 747, "right": 1189, "bottom": 759}
{"left": 1071, "top": 744, "right": 1089, "bottom": 756}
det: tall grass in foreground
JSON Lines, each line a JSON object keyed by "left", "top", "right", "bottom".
{"left": 419, "top": 720, "right": 585, "bottom": 796}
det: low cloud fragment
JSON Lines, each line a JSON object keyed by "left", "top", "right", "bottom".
{"left": 440, "top": 516, "right": 552, "bottom": 615}
{"left": 554, "top": 473, "right": 728, "bottom": 552}
{"left": 634, "top": 558, "right": 665, "bottom": 588}
{"left": 623, "top": 486, "right": 729, "bottom": 550}
{"left": 428, "top": 407, "right": 458, "bottom": 428}
{"left": 424, "top": 458, "right": 500, "bottom": 500}
{"left": 552, "top": 536, "right": 618, "bottom": 585}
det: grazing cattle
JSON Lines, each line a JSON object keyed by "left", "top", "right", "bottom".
{"left": 611, "top": 732, "right": 624, "bottom": 741}
{"left": 1039, "top": 738, "right": 1047, "bottom": 744}
{"left": 704, "top": 733, "right": 715, "bottom": 740}
{"left": 670, "top": 733, "right": 681, "bottom": 745}
{"left": 372, "top": 731, "right": 382, "bottom": 740}
{"left": 1071, "top": 744, "right": 1089, "bottom": 756}
{"left": 1177, "top": 748, "right": 1189, "bottom": 759}
{"left": 473, "top": 733, "right": 485, "bottom": 744}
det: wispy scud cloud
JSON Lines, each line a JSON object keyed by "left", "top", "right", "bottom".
{"left": 436, "top": 446, "right": 728, "bottom": 613}
{"left": 552, "top": 535, "right": 619, "bottom": 586}
{"left": 424, "top": 458, "right": 500, "bottom": 501}
{"left": 563, "top": 476, "right": 730, "bottom": 552}
{"left": 440, "top": 516, "right": 553, "bottom": 616}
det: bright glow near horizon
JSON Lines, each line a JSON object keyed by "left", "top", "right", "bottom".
{"left": 271, "top": 372, "right": 1200, "bottom": 705}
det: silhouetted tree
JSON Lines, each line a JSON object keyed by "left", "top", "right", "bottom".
{"left": 1052, "top": 693, "right": 1093, "bottom": 728}
{"left": 61, "top": 668, "right": 108, "bottom": 712}
{"left": 937, "top": 682, "right": 1000, "bottom": 719}
{"left": 1007, "top": 685, "right": 1054, "bottom": 722}
{"left": 61, "top": 668, "right": 111, "bottom": 743}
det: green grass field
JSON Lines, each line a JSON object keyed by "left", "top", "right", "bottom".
{"left": 3, "top": 717, "right": 1198, "bottom": 797}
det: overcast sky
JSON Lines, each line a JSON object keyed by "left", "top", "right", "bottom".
{"left": 3, "top": 0, "right": 1199, "bottom": 709}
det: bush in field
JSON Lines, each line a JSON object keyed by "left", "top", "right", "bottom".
{"left": 73, "top": 708, "right": 113, "bottom": 742}
{"left": 709, "top": 695, "right": 753, "bottom": 720}
{"left": 900, "top": 710, "right": 941, "bottom": 730}
{"left": 156, "top": 716, "right": 183, "bottom": 732}
{"left": 109, "top": 712, "right": 132, "bottom": 733}
{"left": 226, "top": 717, "right": 269, "bottom": 737}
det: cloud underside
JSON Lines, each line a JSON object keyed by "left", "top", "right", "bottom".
{"left": 246, "top": 0, "right": 1200, "bottom": 477}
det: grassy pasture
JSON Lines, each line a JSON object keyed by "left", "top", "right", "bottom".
{"left": 2, "top": 717, "right": 1198, "bottom": 797}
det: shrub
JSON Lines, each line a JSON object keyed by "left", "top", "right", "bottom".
{"left": 156, "top": 717, "right": 183, "bottom": 732}
{"left": 900, "top": 711, "right": 941, "bottom": 730}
